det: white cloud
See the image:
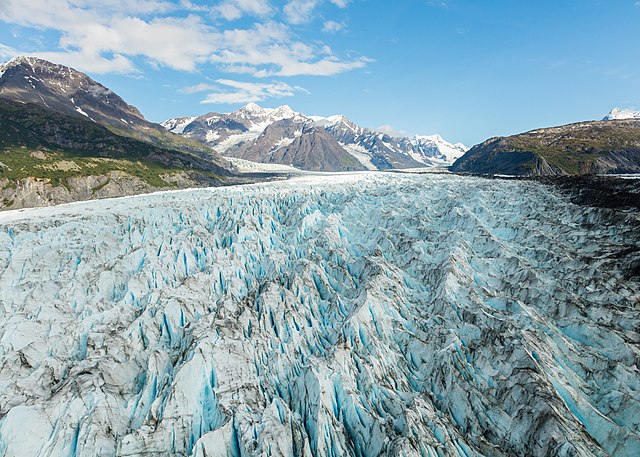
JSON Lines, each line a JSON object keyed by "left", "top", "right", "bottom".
{"left": 214, "top": 0, "right": 272, "bottom": 20}
{"left": 70, "top": 0, "right": 178, "bottom": 15}
{"left": 0, "top": 44, "right": 18, "bottom": 60}
{"left": 31, "top": 50, "right": 137, "bottom": 74}
{"left": 211, "top": 22, "right": 371, "bottom": 77}
{"left": 322, "top": 20, "right": 344, "bottom": 33}
{"left": 282, "top": 0, "right": 350, "bottom": 25}
{"left": 376, "top": 124, "right": 406, "bottom": 138}
{"left": 199, "top": 79, "right": 304, "bottom": 104}
{"left": 262, "top": 57, "right": 370, "bottom": 77}
{"left": 0, "top": 0, "right": 368, "bottom": 78}
{"left": 283, "top": 0, "right": 319, "bottom": 25}
{"left": 0, "top": 0, "right": 217, "bottom": 72}
{"left": 180, "top": 83, "right": 219, "bottom": 94}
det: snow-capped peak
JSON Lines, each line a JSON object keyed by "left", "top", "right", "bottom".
{"left": 239, "top": 102, "right": 265, "bottom": 114}
{"left": 1, "top": 55, "right": 38, "bottom": 70}
{"left": 0, "top": 55, "right": 38, "bottom": 79}
{"left": 269, "top": 104, "right": 296, "bottom": 119}
{"left": 416, "top": 134, "right": 444, "bottom": 142}
{"left": 311, "top": 114, "right": 360, "bottom": 134}
{"left": 409, "top": 134, "right": 468, "bottom": 164}
{"left": 161, "top": 116, "right": 197, "bottom": 134}
{"left": 414, "top": 134, "right": 467, "bottom": 150}
{"left": 161, "top": 102, "right": 466, "bottom": 168}
{"left": 234, "top": 103, "right": 299, "bottom": 123}
{"left": 0, "top": 55, "right": 80, "bottom": 79}
{"left": 603, "top": 107, "right": 640, "bottom": 121}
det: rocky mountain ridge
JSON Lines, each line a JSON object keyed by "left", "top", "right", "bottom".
{"left": 0, "top": 56, "right": 148, "bottom": 130}
{"left": 0, "top": 56, "right": 230, "bottom": 162}
{"left": 163, "top": 103, "right": 468, "bottom": 171}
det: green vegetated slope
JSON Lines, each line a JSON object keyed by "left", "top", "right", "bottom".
{"left": 451, "top": 119, "right": 640, "bottom": 175}
{"left": 0, "top": 98, "right": 230, "bottom": 191}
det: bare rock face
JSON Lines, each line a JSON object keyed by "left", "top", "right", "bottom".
{"left": 226, "top": 119, "right": 366, "bottom": 172}
{"left": 0, "top": 56, "right": 147, "bottom": 130}
{"left": 271, "top": 127, "right": 366, "bottom": 172}
{"left": 0, "top": 172, "right": 188, "bottom": 210}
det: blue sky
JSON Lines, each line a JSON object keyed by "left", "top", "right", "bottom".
{"left": 0, "top": 0, "right": 639, "bottom": 145}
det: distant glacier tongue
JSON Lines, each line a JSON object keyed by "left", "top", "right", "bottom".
{"left": 0, "top": 173, "right": 638, "bottom": 457}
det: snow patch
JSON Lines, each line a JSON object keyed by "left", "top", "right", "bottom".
{"left": 224, "top": 156, "right": 301, "bottom": 173}
{"left": 603, "top": 107, "right": 640, "bottom": 121}
{"left": 341, "top": 144, "right": 377, "bottom": 170}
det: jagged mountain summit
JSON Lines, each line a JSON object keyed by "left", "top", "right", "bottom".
{"left": 0, "top": 56, "right": 230, "bottom": 162}
{"left": 160, "top": 103, "right": 309, "bottom": 159}
{"left": 225, "top": 118, "right": 365, "bottom": 172}
{"left": 603, "top": 107, "right": 640, "bottom": 121}
{"left": 0, "top": 56, "right": 148, "bottom": 130}
{"left": 163, "top": 103, "right": 467, "bottom": 171}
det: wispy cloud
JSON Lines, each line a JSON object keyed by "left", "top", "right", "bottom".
{"left": 283, "top": 0, "right": 349, "bottom": 24}
{"left": 376, "top": 124, "right": 406, "bottom": 137}
{"left": 199, "top": 79, "right": 306, "bottom": 104}
{"left": 0, "top": 44, "right": 18, "bottom": 60}
{"left": 214, "top": 0, "right": 272, "bottom": 21}
{"left": 283, "top": 0, "right": 320, "bottom": 24}
{"left": 180, "top": 83, "right": 219, "bottom": 94}
{"left": 322, "top": 20, "right": 345, "bottom": 33}
{"left": 211, "top": 22, "right": 371, "bottom": 77}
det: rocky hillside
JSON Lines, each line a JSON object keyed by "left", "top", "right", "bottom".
{"left": 0, "top": 57, "right": 242, "bottom": 210}
{"left": 0, "top": 98, "right": 240, "bottom": 209}
{"left": 451, "top": 119, "right": 640, "bottom": 176}
{"left": 0, "top": 56, "right": 228, "bottom": 163}
{"left": 163, "top": 103, "right": 467, "bottom": 171}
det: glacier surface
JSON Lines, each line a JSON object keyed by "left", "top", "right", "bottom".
{"left": 0, "top": 173, "right": 638, "bottom": 456}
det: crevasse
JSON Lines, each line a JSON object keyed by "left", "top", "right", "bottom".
{"left": 0, "top": 173, "right": 638, "bottom": 456}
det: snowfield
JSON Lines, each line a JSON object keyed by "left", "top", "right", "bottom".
{"left": 0, "top": 173, "right": 638, "bottom": 456}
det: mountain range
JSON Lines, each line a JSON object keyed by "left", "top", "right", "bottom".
{"left": 162, "top": 103, "right": 468, "bottom": 172}
{"left": 0, "top": 56, "right": 468, "bottom": 209}
{"left": 1, "top": 55, "right": 639, "bottom": 210}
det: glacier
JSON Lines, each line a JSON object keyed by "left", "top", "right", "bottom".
{"left": 0, "top": 172, "right": 638, "bottom": 456}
